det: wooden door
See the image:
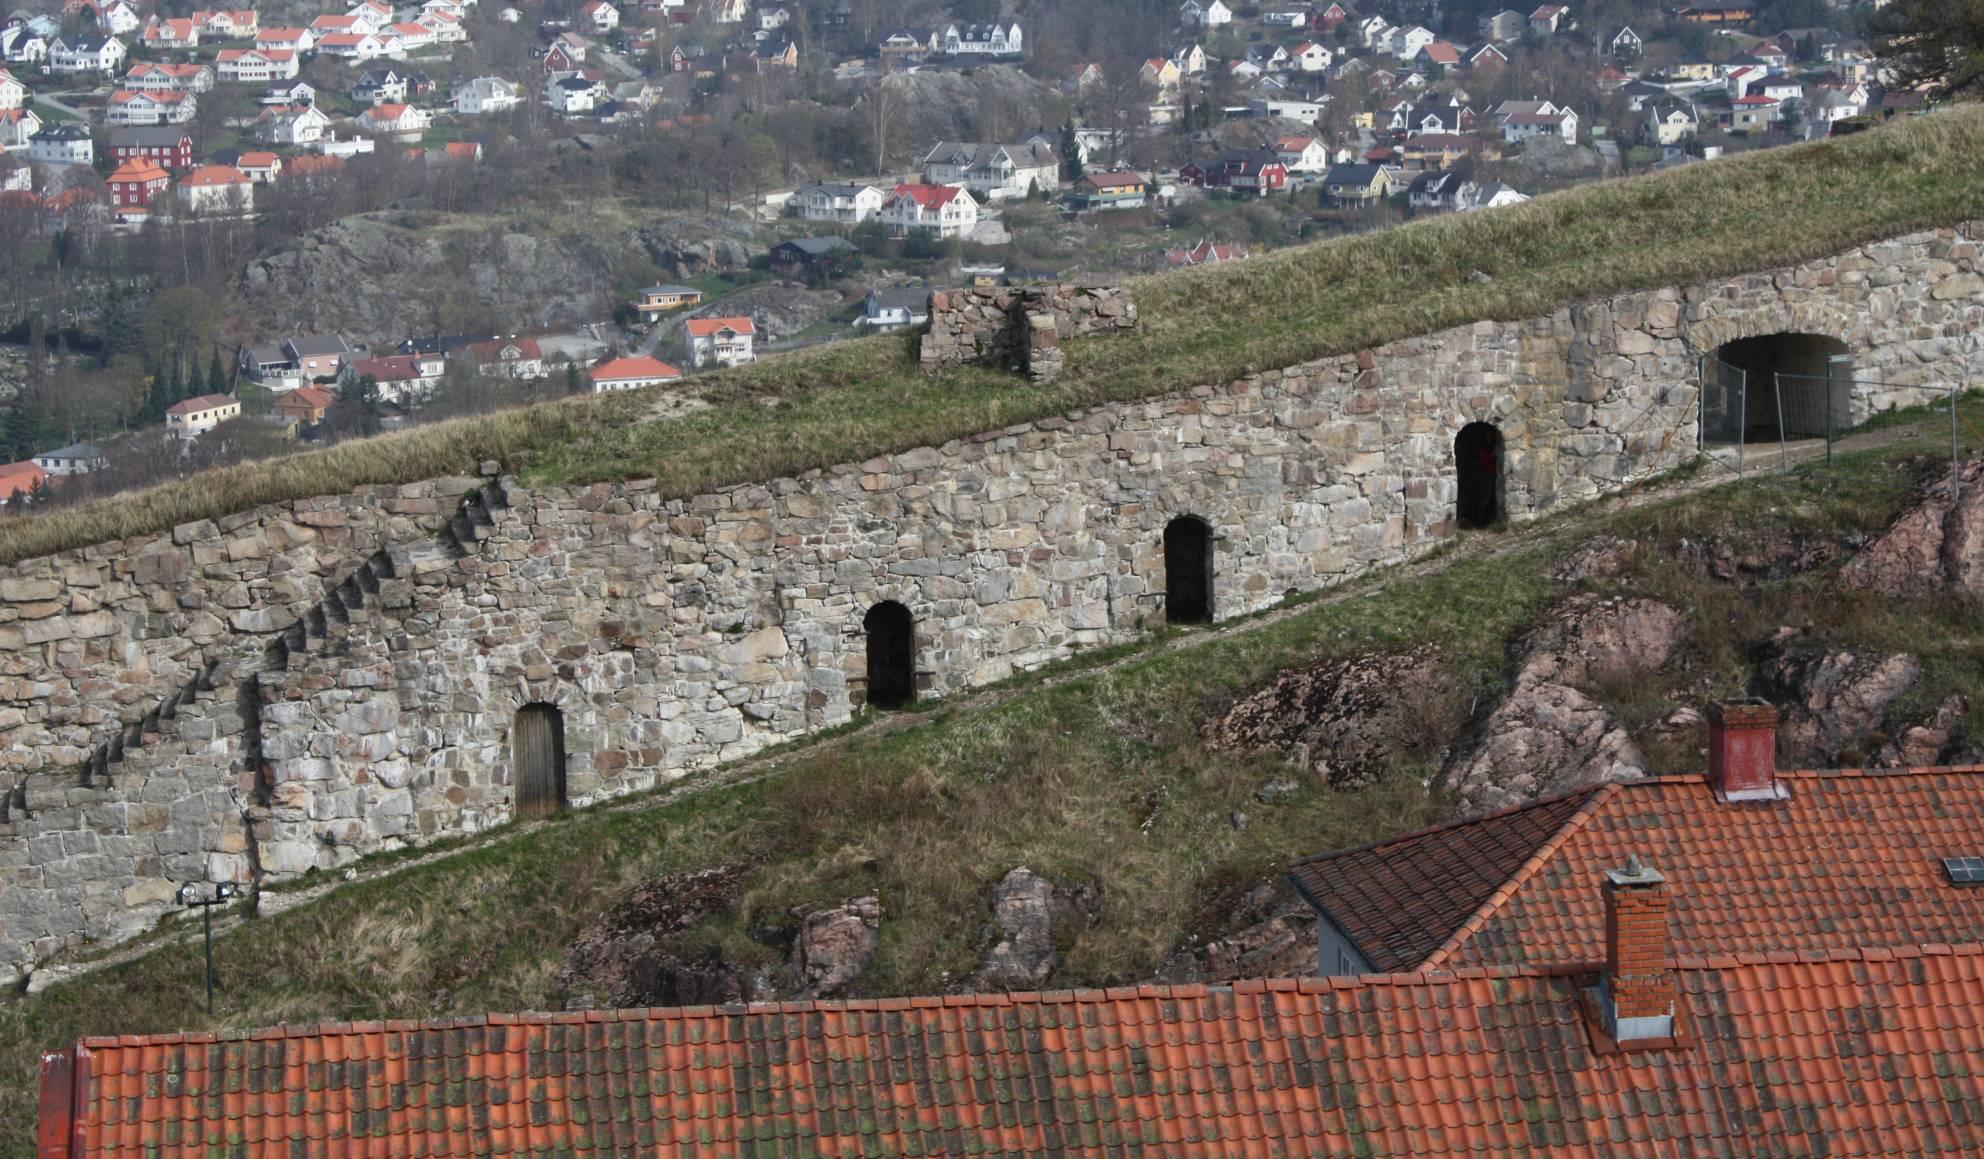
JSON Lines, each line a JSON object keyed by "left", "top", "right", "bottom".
{"left": 514, "top": 704, "right": 565, "bottom": 818}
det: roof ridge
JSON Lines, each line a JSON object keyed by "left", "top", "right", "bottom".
{"left": 1418, "top": 781, "right": 1621, "bottom": 971}
{"left": 1289, "top": 781, "right": 1608, "bottom": 867}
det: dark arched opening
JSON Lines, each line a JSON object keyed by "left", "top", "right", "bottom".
{"left": 863, "top": 600, "right": 916, "bottom": 709}
{"left": 1455, "top": 422, "right": 1504, "bottom": 530}
{"left": 1704, "top": 333, "right": 1852, "bottom": 444}
{"left": 513, "top": 703, "right": 566, "bottom": 818}
{"left": 1164, "top": 516, "right": 1214, "bottom": 624}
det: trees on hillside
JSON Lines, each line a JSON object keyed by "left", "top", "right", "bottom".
{"left": 1866, "top": 0, "right": 1984, "bottom": 97}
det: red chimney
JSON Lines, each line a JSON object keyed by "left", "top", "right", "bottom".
{"left": 1603, "top": 855, "right": 1677, "bottom": 1046}
{"left": 1707, "top": 698, "right": 1786, "bottom": 802}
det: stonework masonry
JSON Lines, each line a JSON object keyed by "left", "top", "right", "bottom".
{"left": 918, "top": 283, "right": 1139, "bottom": 383}
{"left": 0, "top": 224, "right": 1980, "bottom": 986}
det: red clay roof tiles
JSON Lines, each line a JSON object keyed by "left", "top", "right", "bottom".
{"left": 48, "top": 945, "right": 1984, "bottom": 1156}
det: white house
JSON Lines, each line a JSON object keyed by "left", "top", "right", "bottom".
{"left": 1387, "top": 25, "right": 1436, "bottom": 61}
{"left": 2, "top": 29, "right": 49, "bottom": 65}
{"left": 1501, "top": 106, "right": 1578, "bottom": 143}
{"left": 356, "top": 102, "right": 430, "bottom": 139}
{"left": 1171, "top": 42, "right": 1206, "bottom": 76}
{"left": 106, "top": 89, "right": 196, "bottom": 125}
{"left": 217, "top": 49, "right": 297, "bottom": 82}
{"left": 32, "top": 443, "right": 108, "bottom": 475}
{"left": 255, "top": 103, "right": 331, "bottom": 145}
{"left": 0, "top": 108, "right": 42, "bottom": 151}
{"left": 1181, "top": 0, "right": 1231, "bottom": 28}
{"left": 1289, "top": 42, "right": 1331, "bottom": 73}
{"left": 314, "top": 32, "right": 387, "bottom": 60}
{"left": 165, "top": 393, "right": 241, "bottom": 438}
{"left": 1640, "top": 98, "right": 1699, "bottom": 145}
{"left": 789, "top": 180, "right": 884, "bottom": 224}
{"left": 256, "top": 28, "right": 313, "bottom": 53}
{"left": 0, "top": 69, "right": 28, "bottom": 111}
{"left": 97, "top": 1, "right": 142, "bottom": 35}
{"left": 545, "top": 75, "right": 604, "bottom": 114}
{"left": 588, "top": 354, "right": 682, "bottom": 391}
{"left": 860, "top": 288, "right": 928, "bottom": 331}
{"left": 1460, "top": 180, "right": 1529, "bottom": 211}
{"left": 28, "top": 123, "right": 92, "bottom": 165}
{"left": 177, "top": 164, "right": 253, "bottom": 214}
{"left": 1274, "top": 135, "right": 1330, "bottom": 173}
{"left": 452, "top": 76, "right": 521, "bottom": 115}
{"left": 879, "top": 182, "right": 979, "bottom": 238}
{"left": 48, "top": 33, "right": 125, "bottom": 73}
{"left": 686, "top": 317, "right": 756, "bottom": 369}
{"left": 581, "top": 0, "right": 618, "bottom": 32}
{"left": 921, "top": 141, "right": 1059, "bottom": 202}
{"left": 941, "top": 21, "right": 1021, "bottom": 56}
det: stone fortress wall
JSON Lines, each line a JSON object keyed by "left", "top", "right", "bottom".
{"left": 0, "top": 223, "right": 1978, "bottom": 986}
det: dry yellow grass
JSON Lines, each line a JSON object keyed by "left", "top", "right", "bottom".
{"left": 4, "top": 108, "right": 1982, "bottom": 567}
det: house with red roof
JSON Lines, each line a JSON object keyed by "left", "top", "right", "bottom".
{"left": 122, "top": 60, "right": 213, "bottom": 92}
{"left": 193, "top": 8, "right": 258, "bottom": 37}
{"left": 217, "top": 48, "right": 298, "bottom": 83}
{"left": 105, "top": 157, "right": 168, "bottom": 220}
{"left": 0, "top": 460, "right": 45, "bottom": 505}
{"left": 587, "top": 354, "right": 682, "bottom": 391}
{"left": 104, "top": 88, "right": 195, "bottom": 126}
{"left": 272, "top": 385, "right": 336, "bottom": 425}
{"left": 236, "top": 151, "right": 280, "bottom": 183}
{"left": 878, "top": 182, "right": 978, "bottom": 238}
{"left": 256, "top": 27, "right": 313, "bottom": 53}
{"left": 356, "top": 102, "right": 430, "bottom": 139}
{"left": 176, "top": 164, "right": 252, "bottom": 214}
{"left": 139, "top": 17, "right": 198, "bottom": 48}
{"left": 684, "top": 317, "right": 755, "bottom": 368}
{"left": 164, "top": 393, "right": 239, "bottom": 437}
{"left": 339, "top": 352, "right": 444, "bottom": 402}
{"left": 467, "top": 336, "right": 544, "bottom": 378}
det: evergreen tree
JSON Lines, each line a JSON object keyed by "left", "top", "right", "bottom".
{"left": 1868, "top": 0, "right": 1984, "bottom": 95}
{"left": 207, "top": 348, "right": 227, "bottom": 396}
{"left": 166, "top": 360, "right": 184, "bottom": 405}
{"left": 1060, "top": 120, "right": 1085, "bottom": 182}
{"left": 142, "top": 359, "right": 170, "bottom": 423}
{"left": 1179, "top": 92, "right": 1194, "bottom": 135}
{"left": 566, "top": 363, "right": 587, "bottom": 395}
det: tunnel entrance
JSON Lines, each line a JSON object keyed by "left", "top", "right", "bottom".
{"left": 1455, "top": 422, "right": 1504, "bottom": 530}
{"left": 1164, "top": 516, "right": 1214, "bottom": 624}
{"left": 863, "top": 601, "right": 917, "bottom": 709}
{"left": 1703, "top": 333, "right": 1852, "bottom": 444}
{"left": 513, "top": 703, "right": 567, "bottom": 818}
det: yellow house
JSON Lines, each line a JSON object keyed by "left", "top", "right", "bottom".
{"left": 635, "top": 284, "right": 705, "bottom": 320}
{"left": 1352, "top": 110, "right": 1375, "bottom": 129}
{"left": 165, "top": 392, "right": 241, "bottom": 438}
{"left": 1669, "top": 60, "right": 1718, "bottom": 82}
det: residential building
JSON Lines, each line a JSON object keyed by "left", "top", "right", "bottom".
{"left": 1180, "top": 0, "right": 1229, "bottom": 28}
{"left": 105, "top": 157, "right": 169, "bottom": 218}
{"left": 1, "top": 30, "right": 49, "bottom": 66}
{"left": 1385, "top": 24, "right": 1434, "bottom": 61}
{"left": 48, "top": 33, "right": 124, "bottom": 73}
{"left": 940, "top": 21, "right": 1021, "bottom": 56}
{"left": 1602, "top": 24, "right": 1643, "bottom": 57}
{"left": 788, "top": 180, "right": 884, "bottom": 225}
{"left": 339, "top": 353, "right": 443, "bottom": 402}
{"left": 878, "top": 183, "right": 979, "bottom": 238}
{"left": 256, "top": 28, "right": 313, "bottom": 53}
{"left": 272, "top": 385, "right": 336, "bottom": 425}
{"left": 140, "top": 18, "right": 199, "bottom": 50}
{"left": 1288, "top": 41, "right": 1329, "bottom": 73}
{"left": 1501, "top": 107, "right": 1579, "bottom": 143}
{"left": 1478, "top": 8, "right": 1524, "bottom": 41}
{"left": 1172, "top": 43, "right": 1206, "bottom": 76}
{"left": 1729, "top": 94, "right": 1780, "bottom": 133}
{"left": 1528, "top": 3, "right": 1567, "bottom": 34}
{"left": 286, "top": 335, "right": 351, "bottom": 381}
{"left": 1070, "top": 171, "right": 1146, "bottom": 210}
{"left": 859, "top": 287, "right": 927, "bottom": 331}
{"left": 217, "top": 48, "right": 297, "bottom": 82}
{"left": 1179, "top": 149, "right": 1289, "bottom": 197}
{"left": 588, "top": 354, "right": 683, "bottom": 391}
{"left": 1460, "top": 181, "right": 1528, "bottom": 211}
{"left": 0, "top": 460, "right": 45, "bottom": 505}
{"left": 314, "top": 32, "right": 387, "bottom": 60}
{"left": 1138, "top": 58, "right": 1181, "bottom": 95}
{"left": 236, "top": 151, "right": 280, "bottom": 183}
{"left": 1274, "top": 136, "right": 1330, "bottom": 174}
{"left": 0, "top": 68, "right": 24, "bottom": 110}
{"left": 632, "top": 284, "right": 703, "bottom": 320}
{"left": 453, "top": 77, "right": 521, "bottom": 115}
{"left": 106, "top": 89, "right": 196, "bottom": 126}
{"left": 31, "top": 442, "right": 107, "bottom": 475}
{"left": 123, "top": 61, "right": 212, "bottom": 92}
{"left": 1642, "top": 98, "right": 1701, "bottom": 145}
{"left": 466, "top": 337, "right": 545, "bottom": 379}
{"left": 351, "top": 69, "right": 407, "bottom": 105}
{"left": 1405, "top": 169, "right": 1468, "bottom": 212}
{"left": 1466, "top": 43, "right": 1509, "bottom": 70}
{"left": 581, "top": 0, "right": 619, "bottom": 32}
{"left": 0, "top": 108, "right": 42, "bottom": 151}
{"left": 194, "top": 8, "right": 258, "bottom": 37}
{"left": 96, "top": 0, "right": 141, "bottom": 35}
{"left": 28, "top": 124, "right": 92, "bottom": 165}
{"left": 685, "top": 317, "right": 755, "bottom": 368}
{"left": 109, "top": 126, "right": 193, "bottom": 170}
{"left": 1320, "top": 161, "right": 1394, "bottom": 207}
{"left": 177, "top": 164, "right": 253, "bottom": 214}
{"left": 921, "top": 141, "right": 1059, "bottom": 202}
{"left": 878, "top": 28, "right": 936, "bottom": 62}
{"left": 356, "top": 102, "right": 429, "bottom": 139}
{"left": 769, "top": 235, "right": 858, "bottom": 275}
{"left": 546, "top": 75, "right": 605, "bottom": 114}
{"left": 1677, "top": 0, "right": 1757, "bottom": 24}
{"left": 165, "top": 392, "right": 241, "bottom": 437}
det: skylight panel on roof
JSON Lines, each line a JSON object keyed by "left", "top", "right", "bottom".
{"left": 1942, "top": 857, "right": 1984, "bottom": 885}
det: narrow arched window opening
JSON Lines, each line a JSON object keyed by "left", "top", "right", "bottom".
{"left": 864, "top": 601, "right": 916, "bottom": 709}
{"left": 513, "top": 703, "right": 567, "bottom": 818}
{"left": 1455, "top": 422, "right": 1504, "bottom": 530}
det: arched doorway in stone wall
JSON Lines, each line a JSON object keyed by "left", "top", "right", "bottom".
{"left": 1164, "top": 516, "right": 1214, "bottom": 624}
{"left": 1703, "top": 333, "right": 1853, "bottom": 444}
{"left": 1455, "top": 423, "right": 1504, "bottom": 530}
{"left": 863, "top": 601, "right": 917, "bottom": 709}
{"left": 513, "top": 703, "right": 567, "bottom": 818}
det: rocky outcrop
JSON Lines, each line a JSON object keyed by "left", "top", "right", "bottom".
{"left": 635, "top": 218, "right": 756, "bottom": 282}
{"left": 1757, "top": 631, "right": 1922, "bottom": 767}
{"left": 1202, "top": 646, "right": 1456, "bottom": 788}
{"left": 1840, "top": 458, "right": 1984, "bottom": 599}
{"left": 559, "top": 865, "right": 776, "bottom": 1008}
{"left": 681, "top": 283, "right": 842, "bottom": 344}
{"left": 793, "top": 896, "right": 881, "bottom": 997}
{"left": 966, "top": 867, "right": 1101, "bottom": 992}
{"left": 1682, "top": 528, "right": 1842, "bottom": 586}
{"left": 1442, "top": 596, "right": 1689, "bottom": 812}
{"left": 1152, "top": 882, "right": 1315, "bottom": 985}
{"left": 1553, "top": 536, "right": 1638, "bottom": 582}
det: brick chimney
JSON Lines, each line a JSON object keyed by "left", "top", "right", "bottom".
{"left": 1603, "top": 855, "right": 1677, "bottom": 1045}
{"left": 1707, "top": 698, "right": 1787, "bottom": 802}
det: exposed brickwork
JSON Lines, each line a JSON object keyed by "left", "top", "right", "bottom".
{"left": 1604, "top": 866, "right": 1676, "bottom": 1025}
{"left": 1708, "top": 698, "right": 1781, "bottom": 797}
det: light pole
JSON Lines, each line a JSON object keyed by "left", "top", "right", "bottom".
{"left": 177, "top": 882, "right": 238, "bottom": 1015}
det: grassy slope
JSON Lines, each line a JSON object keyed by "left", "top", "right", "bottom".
{"left": 5, "top": 404, "right": 1984, "bottom": 1152}
{"left": 5, "top": 108, "right": 1984, "bottom": 566}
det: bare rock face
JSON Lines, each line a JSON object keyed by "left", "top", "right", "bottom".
{"left": 1151, "top": 882, "right": 1315, "bottom": 985}
{"left": 1683, "top": 529, "right": 1842, "bottom": 586}
{"left": 1757, "top": 632, "right": 1922, "bottom": 767}
{"left": 1201, "top": 646, "right": 1457, "bottom": 788}
{"left": 1514, "top": 595, "right": 1692, "bottom": 689}
{"left": 1553, "top": 536, "right": 1639, "bottom": 583}
{"left": 1443, "top": 680, "right": 1648, "bottom": 813}
{"left": 560, "top": 865, "right": 776, "bottom": 1008}
{"left": 967, "top": 867, "right": 1101, "bottom": 992}
{"left": 635, "top": 218, "right": 757, "bottom": 281}
{"left": 793, "top": 896, "right": 882, "bottom": 997}
{"left": 1840, "top": 458, "right": 1984, "bottom": 599}
{"left": 1893, "top": 694, "right": 1971, "bottom": 768}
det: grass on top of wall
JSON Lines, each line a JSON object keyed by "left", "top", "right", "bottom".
{"left": 5, "top": 107, "right": 1984, "bottom": 568}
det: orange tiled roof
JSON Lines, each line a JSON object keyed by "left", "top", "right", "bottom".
{"left": 685, "top": 316, "right": 754, "bottom": 337}
{"left": 591, "top": 354, "right": 679, "bottom": 380}
{"left": 46, "top": 945, "right": 1984, "bottom": 1156}
{"left": 0, "top": 460, "right": 45, "bottom": 500}
{"left": 1293, "top": 768, "right": 1984, "bottom": 973}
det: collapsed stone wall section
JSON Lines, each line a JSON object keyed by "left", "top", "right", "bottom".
{"left": 918, "top": 283, "right": 1138, "bottom": 382}
{"left": 1, "top": 224, "right": 1982, "bottom": 986}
